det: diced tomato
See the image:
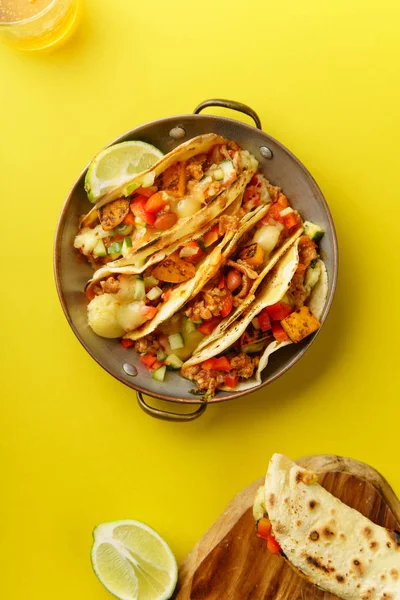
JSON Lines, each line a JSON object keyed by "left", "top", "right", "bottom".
{"left": 121, "top": 339, "right": 134, "bottom": 348}
{"left": 243, "top": 185, "right": 260, "bottom": 207}
{"left": 123, "top": 212, "right": 135, "bottom": 225}
{"left": 218, "top": 274, "right": 225, "bottom": 289}
{"left": 283, "top": 211, "right": 300, "bottom": 230}
{"left": 277, "top": 194, "right": 289, "bottom": 209}
{"left": 140, "top": 305, "right": 158, "bottom": 320}
{"left": 161, "top": 288, "right": 172, "bottom": 302}
{"left": 271, "top": 322, "right": 290, "bottom": 342}
{"left": 150, "top": 360, "right": 164, "bottom": 371}
{"left": 266, "top": 534, "right": 282, "bottom": 555}
{"left": 144, "top": 192, "right": 167, "bottom": 214}
{"left": 158, "top": 334, "right": 169, "bottom": 351}
{"left": 265, "top": 202, "right": 284, "bottom": 224}
{"left": 140, "top": 353, "right": 157, "bottom": 369}
{"left": 203, "top": 224, "right": 220, "bottom": 247}
{"left": 220, "top": 293, "right": 233, "bottom": 318}
{"left": 266, "top": 302, "right": 293, "bottom": 321}
{"left": 258, "top": 308, "right": 272, "bottom": 332}
{"left": 296, "top": 263, "right": 307, "bottom": 275}
{"left": 114, "top": 234, "right": 125, "bottom": 242}
{"left": 198, "top": 317, "right": 222, "bottom": 336}
{"left": 134, "top": 186, "right": 156, "bottom": 198}
{"left": 202, "top": 356, "right": 231, "bottom": 371}
{"left": 181, "top": 241, "right": 205, "bottom": 263}
{"left": 224, "top": 374, "right": 239, "bottom": 388}
{"left": 85, "top": 287, "right": 95, "bottom": 301}
{"left": 130, "top": 197, "right": 156, "bottom": 226}
{"left": 256, "top": 518, "right": 272, "bottom": 539}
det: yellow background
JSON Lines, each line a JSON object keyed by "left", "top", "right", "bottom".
{"left": 1, "top": 0, "right": 400, "bottom": 598}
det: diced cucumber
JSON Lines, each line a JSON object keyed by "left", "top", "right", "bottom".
{"left": 146, "top": 286, "right": 163, "bottom": 300}
{"left": 165, "top": 354, "right": 183, "bottom": 369}
{"left": 243, "top": 341, "right": 265, "bottom": 354}
{"left": 121, "top": 236, "right": 133, "bottom": 257}
{"left": 133, "top": 277, "right": 145, "bottom": 301}
{"left": 93, "top": 239, "right": 107, "bottom": 257}
{"left": 115, "top": 223, "right": 133, "bottom": 235}
{"left": 213, "top": 168, "right": 224, "bottom": 181}
{"left": 219, "top": 160, "right": 235, "bottom": 181}
{"left": 157, "top": 350, "right": 167, "bottom": 362}
{"left": 305, "top": 262, "right": 321, "bottom": 289}
{"left": 251, "top": 317, "right": 260, "bottom": 330}
{"left": 152, "top": 365, "right": 167, "bottom": 382}
{"left": 197, "top": 240, "right": 207, "bottom": 254}
{"left": 107, "top": 241, "right": 122, "bottom": 255}
{"left": 185, "top": 318, "right": 197, "bottom": 334}
{"left": 144, "top": 275, "right": 159, "bottom": 287}
{"left": 123, "top": 181, "right": 141, "bottom": 196}
{"left": 304, "top": 221, "right": 324, "bottom": 243}
{"left": 168, "top": 332, "right": 184, "bottom": 350}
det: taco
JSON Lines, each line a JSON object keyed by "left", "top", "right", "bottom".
{"left": 253, "top": 454, "right": 400, "bottom": 600}
{"left": 74, "top": 134, "right": 258, "bottom": 269}
{"left": 85, "top": 203, "right": 269, "bottom": 341}
{"left": 180, "top": 232, "right": 327, "bottom": 398}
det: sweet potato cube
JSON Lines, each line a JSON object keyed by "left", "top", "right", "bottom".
{"left": 239, "top": 243, "right": 265, "bottom": 266}
{"left": 281, "top": 306, "right": 320, "bottom": 343}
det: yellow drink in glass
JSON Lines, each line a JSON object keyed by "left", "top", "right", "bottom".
{"left": 0, "top": 0, "right": 79, "bottom": 50}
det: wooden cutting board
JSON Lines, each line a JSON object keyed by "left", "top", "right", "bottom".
{"left": 174, "top": 455, "right": 400, "bottom": 600}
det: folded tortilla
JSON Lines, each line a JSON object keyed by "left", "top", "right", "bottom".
{"left": 182, "top": 238, "right": 327, "bottom": 392}
{"left": 261, "top": 454, "right": 400, "bottom": 600}
{"left": 123, "top": 204, "right": 270, "bottom": 341}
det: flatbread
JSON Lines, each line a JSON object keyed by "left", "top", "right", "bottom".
{"left": 263, "top": 454, "right": 400, "bottom": 600}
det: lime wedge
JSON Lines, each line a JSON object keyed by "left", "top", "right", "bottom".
{"left": 85, "top": 141, "right": 164, "bottom": 203}
{"left": 91, "top": 520, "right": 178, "bottom": 600}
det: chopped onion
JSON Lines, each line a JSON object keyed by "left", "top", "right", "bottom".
{"left": 280, "top": 207, "right": 294, "bottom": 217}
{"left": 179, "top": 246, "right": 198, "bottom": 258}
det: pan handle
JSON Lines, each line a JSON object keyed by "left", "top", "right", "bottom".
{"left": 193, "top": 99, "right": 262, "bottom": 130}
{"left": 136, "top": 391, "right": 207, "bottom": 422}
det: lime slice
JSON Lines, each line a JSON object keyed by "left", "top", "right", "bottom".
{"left": 91, "top": 520, "right": 178, "bottom": 600}
{"left": 85, "top": 141, "right": 164, "bottom": 203}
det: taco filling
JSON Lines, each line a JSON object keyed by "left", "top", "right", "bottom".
{"left": 180, "top": 234, "right": 325, "bottom": 398}
{"left": 74, "top": 139, "right": 249, "bottom": 268}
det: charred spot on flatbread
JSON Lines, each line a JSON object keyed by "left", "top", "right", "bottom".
{"left": 380, "top": 574, "right": 386, "bottom": 581}
{"left": 369, "top": 541, "right": 379, "bottom": 551}
{"left": 268, "top": 493, "right": 276, "bottom": 507}
{"left": 336, "top": 575, "right": 345, "bottom": 583}
{"left": 322, "top": 526, "right": 335, "bottom": 538}
{"left": 381, "top": 594, "right": 393, "bottom": 599}
{"left": 309, "top": 500, "right": 318, "bottom": 510}
{"left": 305, "top": 555, "right": 335, "bottom": 574}
{"left": 363, "top": 526, "right": 372, "bottom": 538}
{"left": 309, "top": 530, "right": 319, "bottom": 541}
{"left": 390, "top": 568, "right": 398, "bottom": 580}
{"left": 339, "top": 533, "right": 346, "bottom": 540}
{"left": 99, "top": 199, "right": 130, "bottom": 230}
{"left": 295, "top": 469, "right": 317, "bottom": 485}
{"left": 351, "top": 559, "right": 364, "bottom": 576}
{"left": 361, "top": 588, "right": 376, "bottom": 600}
{"left": 274, "top": 523, "right": 287, "bottom": 535}
{"left": 296, "top": 520, "right": 303, "bottom": 528}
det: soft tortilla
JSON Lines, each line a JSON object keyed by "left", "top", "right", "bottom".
{"left": 263, "top": 454, "right": 400, "bottom": 600}
{"left": 123, "top": 204, "right": 269, "bottom": 341}
{"left": 192, "top": 228, "right": 304, "bottom": 355}
{"left": 182, "top": 241, "right": 300, "bottom": 369}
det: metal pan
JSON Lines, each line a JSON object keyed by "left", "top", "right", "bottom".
{"left": 54, "top": 99, "right": 338, "bottom": 421}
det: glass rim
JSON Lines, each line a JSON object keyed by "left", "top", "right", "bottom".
{"left": 0, "top": 0, "right": 60, "bottom": 27}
